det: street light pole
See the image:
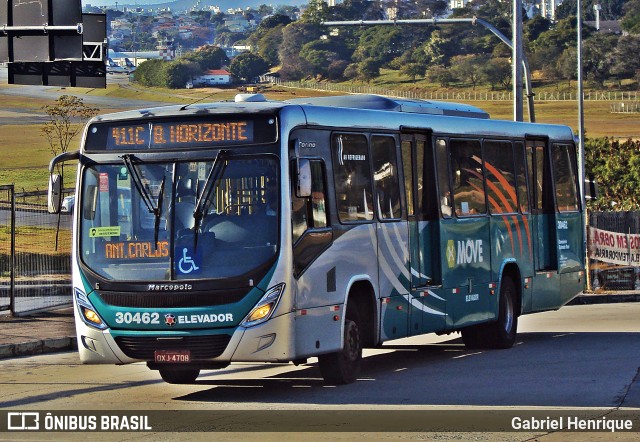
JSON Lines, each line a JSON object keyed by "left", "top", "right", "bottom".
{"left": 513, "top": 0, "right": 523, "bottom": 122}
{"left": 323, "top": 18, "right": 536, "bottom": 122}
{"left": 577, "top": 0, "right": 586, "bottom": 197}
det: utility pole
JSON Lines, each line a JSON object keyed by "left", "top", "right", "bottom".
{"left": 323, "top": 18, "right": 536, "bottom": 123}
{"left": 577, "top": 0, "right": 586, "bottom": 197}
{"left": 513, "top": 0, "right": 524, "bottom": 122}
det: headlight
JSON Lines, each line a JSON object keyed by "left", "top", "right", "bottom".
{"left": 241, "top": 283, "right": 285, "bottom": 327}
{"left": 75, "top": 288, "right": 107, "bottom": 330}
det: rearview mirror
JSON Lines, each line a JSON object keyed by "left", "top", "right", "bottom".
{"left": 296, "top": 158, "right": 312, "bottom": 198}
{"left": 584, "top": 174, "right": 599, "bottom": 201}
{"left": 48, "top": 174, "right": 62, "bottom": 213}
{"left": 83, "top": 185, "right": 98, "bottom": 220}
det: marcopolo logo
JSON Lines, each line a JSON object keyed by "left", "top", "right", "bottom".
{"left": 447, "top": 239, "right": 484, "bottom": 268}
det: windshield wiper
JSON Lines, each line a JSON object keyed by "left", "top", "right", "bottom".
{"left": 192, "top": 149, "right": 227, "bottom": 247}
{"left": 121, "top": 154, "right": 165, "bottom": 249}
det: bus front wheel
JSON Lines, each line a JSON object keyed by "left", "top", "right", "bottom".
{"left": 159, "top": 367, "right": 200, "bottom": 384}
{"left": 318, "top": 310, "right": 362, "bottom": 385}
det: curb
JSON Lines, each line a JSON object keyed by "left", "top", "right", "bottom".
{"left": 568, "top": 293, "right": 640, "bottom": 305}
{"left": 0, "top": 337, "right": 77, "bottom": 361}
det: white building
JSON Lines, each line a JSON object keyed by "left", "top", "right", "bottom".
{"left": 192, "top": 69, "right": 232, "bottom": 86}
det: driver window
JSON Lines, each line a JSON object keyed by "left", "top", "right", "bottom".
{"left": 292, "top": 160, "right": 328, "bottom": 243}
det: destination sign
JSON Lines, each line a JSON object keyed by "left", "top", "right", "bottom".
{"left": 85, "top": 116, "right": 277, "bottom": 151}
{"left": 105, "top": 241, "right": 170, "bottom": 260}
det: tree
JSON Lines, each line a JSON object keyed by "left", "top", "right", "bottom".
{"left": 41, "top": 95, "right": 99, "bottom": 162}
{"left": 585, "top": 138, "right": 640, "bottom": 211}
{"left": 621, "top": 0, "right": 640, "bottom": 34}
{"left": 229, "top": 52, "right": 269, "bottom": 82}
{"left": 278, "top": 22, "right": 322, "bottom": 80}
{"left": 182, "top": 45, "right": 229, "bottom": 71}
{"left": 556, "top": 47, "right": 578, "bottom": 88}
{"left": 357, "top": 58, "right": 381, "bottom": 83}
{"left": 450, "top": 55, "right": 485, "bottom": 90}
{"left": 163, "top": 61, "right": 200, "bottom": 89}
{"left": 133, "top": 59, "right": 166, "bottom": 87}
{"left": 481, "top": 57, "right": 511, "bottom": 90}
{"left": 583, "top": 33, "right": 617, "bottom": 86}
{"left": 426, "top": 65, "right": 454, "bottom": 87}
{"left": 352, "top": 26, "right": 405, "bottom": 66}
{"left": 611, "top": 35, "right": 640, "bottom": 83}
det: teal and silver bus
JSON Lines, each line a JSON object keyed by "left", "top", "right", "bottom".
{"left": 48, "top": 94, "right": 587, "bottom": 384}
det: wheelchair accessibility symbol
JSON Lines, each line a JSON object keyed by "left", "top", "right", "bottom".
{"left": 178, "top": 248, "right": 199, "bottom": 274}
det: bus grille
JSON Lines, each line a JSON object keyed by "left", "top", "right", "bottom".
{"left": 98, "top": 290, "right": 247, "bottom": 308}
{"left": 114, "top": 335, "right": 232, "bottom": 360}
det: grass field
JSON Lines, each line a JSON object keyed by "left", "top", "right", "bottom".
{"left": 0, "top": 81, "right": 638, "bottom": 192}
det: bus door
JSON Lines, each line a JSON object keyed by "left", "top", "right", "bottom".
{"left": 526, "top": 139, "right": 559, "bottom": 310}
{"left": 527, "top": 139, "right": 558, "bottom": 272}
{"left": 437, "top": 138, "right": 492, "bottom": 329}
{"left": 401, "top": 133, "right": 446, "bottom": 334}
{"left": 372, "top": 135, "right": 410, "bottom": 340}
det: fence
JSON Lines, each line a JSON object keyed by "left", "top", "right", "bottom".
{"left": 265, "top": 78, "right": 640, "bottom": 102}
{"left": 588, "top": 211, "right": 640, "bottom": 291}
{"left": 0, "top": 185, "right": 74, "bottom": 316}
{"left": 610, "top": 102, "right": 640, "bottom": 113}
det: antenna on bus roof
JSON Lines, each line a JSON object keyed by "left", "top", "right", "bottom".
{"left": 179, "top": 90, "right": 220, "bottom": 111}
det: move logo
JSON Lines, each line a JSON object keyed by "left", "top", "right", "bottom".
{"left": 447, "top": 239, "right": 484, "bottom": 268}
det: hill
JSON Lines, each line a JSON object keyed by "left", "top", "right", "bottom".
{"left": 87, "top": 0, "right": 306, "bottom": 11}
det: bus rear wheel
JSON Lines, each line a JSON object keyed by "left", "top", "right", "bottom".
{"left": 461, "top": 277, "right": 518, "bottom": 350}
{"left": 159, "top": 367, "right": 200, "bottom": 384}
{"left": 489, "top": 277, "right": 518, "bottom": 349}
{"left": 318, "top": 310, "right": 362, "bottom": 385}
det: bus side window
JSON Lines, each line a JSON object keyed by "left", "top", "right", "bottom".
{"left": 553, "top": 144, "right": 579, "bottom": 212}
{"left": 292, "top": 160, "right": 329, "bottom": 243}
{"left": 450, "top": 139, "right": 486, "bottom": 216}
{"left": 435, "top": 139, "right": 452, "bottom": 217}
{"left": 514, "top": 142, "right": 530, "bottom": 213}
{"left": 332, "top": 134, "right": 373, "bottom": 222}
{"left": 484, "top": 140, "right": 517, "bottom": 214}
{"left": 371, "top": 135, "right": 401, "bottom": 220}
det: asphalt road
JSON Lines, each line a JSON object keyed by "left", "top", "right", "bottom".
{"left": 0, "top": 303, "right": 638, "bottom": 440}
{"left": 0, "top": 66, "right": 172, "bottom": 123}
{"left": 0, "top": 208, "right": 72, "bottom": 229}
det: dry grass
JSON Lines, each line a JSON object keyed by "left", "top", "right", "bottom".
{"left": 0, "top": 83, "right": 638, "bottom": 192}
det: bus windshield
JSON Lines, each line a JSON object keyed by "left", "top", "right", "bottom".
{"left": 79, "top": 156, "right": 279, "bottom": 282}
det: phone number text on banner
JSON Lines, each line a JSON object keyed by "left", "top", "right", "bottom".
{"left": 588, "top": 226, "right": 640, "bottom": 266}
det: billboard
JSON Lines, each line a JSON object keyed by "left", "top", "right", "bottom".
{"left": 1, "top": 1, "right": 106, "bottom": 87}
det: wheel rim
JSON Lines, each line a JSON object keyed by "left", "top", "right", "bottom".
{"left": 344, "top": 321, "right": 361, "bottom": 362}
{"left": 503, "top": 294, "right": 514, "bottom": 333}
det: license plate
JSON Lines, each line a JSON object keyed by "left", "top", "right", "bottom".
{"left": 154, "top": 350, "right": 191, "bottom": 363}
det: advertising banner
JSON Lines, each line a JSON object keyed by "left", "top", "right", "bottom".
{"left": 588, "top": 226, "right": 640, "bottom": 266}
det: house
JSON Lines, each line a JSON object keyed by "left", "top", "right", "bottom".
{"left": 192, "top": 69, "right": 232, "bottom": 86}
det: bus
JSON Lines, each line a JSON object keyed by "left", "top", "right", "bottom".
{"left": 48, "top": 93, "right": 589, "bottom": 385}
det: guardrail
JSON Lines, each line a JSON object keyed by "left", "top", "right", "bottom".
{"left": 264, "top": 78, "right": 640, "bottom": 102}
{"left": 1, "top": 185, "right": 74, "bottom": 316}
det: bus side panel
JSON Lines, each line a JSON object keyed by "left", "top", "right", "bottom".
{"left": 378, "top": 221, "right": 410, "bottom": 340}
{"left": 408, "top": 220, "right": 447, "bottom": 335}
{"left": 294, "top": 224, "right": 378, "bottom": 358}
{"left": 557, "top": 212, "right": 585, "bottom": 274}
{"left": 440, "top": 217, "right": 492, "bottom": 329}
{"left": 488, "top": 214, "right": 534, "bottom": 317}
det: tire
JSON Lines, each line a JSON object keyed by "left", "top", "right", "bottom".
{"left": 461, "top": 322, "right": 488, "bottom": 349}
{"left": 461, "top": 277, "right": 518, "bottom": 350}
{"left": 488, "top": 277, "right": 518, "bottom": 349}
{"left": 318, "top": 309, "right": 363, "bottom": 385}
{"left": 159, "top": 367, "right": 200, "bottom": 384}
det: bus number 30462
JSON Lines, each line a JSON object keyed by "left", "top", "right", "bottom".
{"left": 115, "top": 312, "right": 160, "bottom": 324}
